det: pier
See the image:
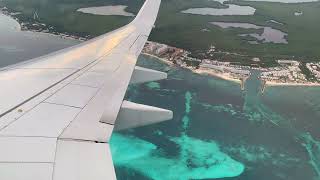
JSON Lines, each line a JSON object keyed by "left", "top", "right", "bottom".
{"left": 261, "top": 80, "right": 266, "bottom": 94}
{"left": 240, "top": 77, "right": 248, "bottom": 91}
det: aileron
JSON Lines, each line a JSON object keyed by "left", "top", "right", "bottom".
{"left": 53, "top": 140, "right": 116, "bottom": 180}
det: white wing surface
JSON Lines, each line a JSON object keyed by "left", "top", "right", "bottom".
{"left": 0, "top": 0, "right": 172, "bottom": 179}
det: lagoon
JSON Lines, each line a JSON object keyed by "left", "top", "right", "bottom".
{"left": 77, "top": 5, "right": 135, "bottom": 17}
{"left": 181, "top": 5, "right": 256, "bottom": 16}
{"left": 211, "top": 22, "right": 288, "bottom": 44}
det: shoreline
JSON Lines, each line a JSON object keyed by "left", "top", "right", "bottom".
{"left": 143, "top": 53, "right": 242, "bottom": 84}
{"left": 142, "top": 53, "right": 174, "bottom": 66}
{"left": 146, "top": 51, "right": 320, "bottom": 88}
{"left": 1, "top": 8, "right": 320, "bottom": 88}
{"left": 265, "top": 81, "right": 320, "bottom": 87}
{"left": 194, "top": 69, "right": 242, "bottom": 84}
{"left": 0, "top": 8, "right": 89, "bottom": 42}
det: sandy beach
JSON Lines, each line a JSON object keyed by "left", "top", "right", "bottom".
{"left": 143, "top": 53, "right": 242, "bottom": 84}
{"left": 142, "top": 53, "right": 174, "bottom": 66}
{"left": 195, "top": 69, "right": 242, "bottom": 84}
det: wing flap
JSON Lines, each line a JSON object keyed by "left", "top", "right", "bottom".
{"left": 0, "top": 163, "right": 53, "bottom": 180}
{"left": 53, "top": 140, "right": 116, "bottom": 180}
{"left": 0, "top": 137, "right": 56, "bottom": 162}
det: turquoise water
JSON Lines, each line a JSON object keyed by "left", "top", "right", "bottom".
{"left": 111, "top": 89, "right": 244, "bottom": 179}
{"left": 110, "top": 55, "right": 320, "bottom": 180}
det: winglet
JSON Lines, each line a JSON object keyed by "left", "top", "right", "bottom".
{"left": 130, "top": 0, "right": 161, "bottom": 35}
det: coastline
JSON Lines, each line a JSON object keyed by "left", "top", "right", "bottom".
{"left": 194, "top": 69, "right": 242, "bottom": 84}
{"left": 0, "top": 8, "right": 88, "bottom": 42}
{"left": 143, "top": 53, "right": 242, "bottom": 84}
{"left": 265, "top": 81, "right": 320, "bottom": 87}
{"left": 146, "top": 51, "right": 320, "bottom": 88}
{"left": 142, "top": 53, "right": 174, "bottom": 66}
{"left": 2, "top": 7, "right": 320, "bottom": 88}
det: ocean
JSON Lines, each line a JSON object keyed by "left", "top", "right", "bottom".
{"left": 112, "top": 56, "right": 320, "bottom": 180}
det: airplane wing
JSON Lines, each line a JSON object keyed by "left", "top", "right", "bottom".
{"left": 0, "top": 0, "right": 172, "bottom": 179}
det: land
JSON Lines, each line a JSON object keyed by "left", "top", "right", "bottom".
{"left": 143, "top": 41, "right": 250, "bottom": 87}
{"left": 0, "top": 6, "right": 90, "bottom": 41}
{"left": 261, "top": 60, "right": 320, "bottom": 87}
{"left": 143, "top": 42, "right": 320, "bottom": 88}
{"left": 2, "top": 4, "right": 247, "bottom": 86}
{"left": 1, "top": 0, "right": 320, "bottom": 88}
{"left": 1, "top": 0, "right": 320, "bottom": 66}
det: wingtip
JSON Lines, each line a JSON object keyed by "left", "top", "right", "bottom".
{"left": 131, "top": 0, "right": 161, "bottom": 34}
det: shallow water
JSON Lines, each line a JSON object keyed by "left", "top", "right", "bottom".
{"left": 212, "top": 22, "right": 288, "bottom": 44}
{"left": 77, "top": 5, "right": 134, "bottom": 16}
{"left": 0, "top": 12, "right": 78, "bottom": 67}
{"left": 211, "top": 22, "right": 262, "bottom": 29}
{"left": 111, "top": 56, "right": 320, "bottom": 180}
{"left": 181, "top": 5, "right": 256, "bottom": 16}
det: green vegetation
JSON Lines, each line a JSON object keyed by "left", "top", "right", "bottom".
{"left": 152, "top": 0, "right": 320, "bottom": 65}
{"left": 1, "top": 0, "right": 320, "bottom": 66}
{"left": 0, "top": 0, "right": 143, "bottom": 36}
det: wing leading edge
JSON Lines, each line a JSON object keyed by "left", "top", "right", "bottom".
{"left": 0, "top": 0, "right": 172, "bottom": 179}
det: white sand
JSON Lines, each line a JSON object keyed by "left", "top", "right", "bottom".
{"left": 142, "top": 53, "right": 174, "bottom": 66}
{"left": 143, "top": 53, "right": 242, "bottom": 83}
{"left": 195, "top": 69, "right": 242, "bottom": 84}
